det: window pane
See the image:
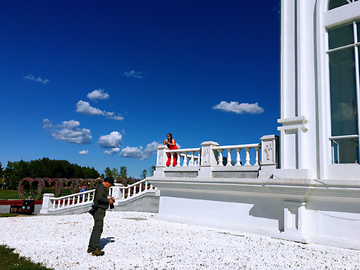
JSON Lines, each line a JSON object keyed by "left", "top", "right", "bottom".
{"left": 329, "top": 47, "right": 358, "bottom": 136}
{"left": 357, "top": 21, "right": 360, "bottom": 42}
{"left": 332, "top": 138, "right": 359, "bottom": 163}
{"left": 329, "top": 0, "right": 348, "bottom": 10}
{"left": 328, "top": 23, "right": 354, "bottom": 50}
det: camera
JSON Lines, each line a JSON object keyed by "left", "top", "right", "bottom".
{"left": 110, "top": 198, "right": 115, "bottom": 209}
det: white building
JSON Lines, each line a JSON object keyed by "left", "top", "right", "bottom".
{"left": 149, "top": 0, "right": 360, "bottom": 250}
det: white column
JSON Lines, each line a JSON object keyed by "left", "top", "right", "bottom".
{"left": 283, "top": 200, "right": 308, "bottom": 242}
{"left": 198, "top": 141, "right": 219, "bottom": 178}
{"left": 112, "top": 183, "right": 122, "bottom": 206}
{"left": 259, "top": 135, "right": 278, "bottom": 178}
{"left": 153, "top": 145, "right": 167, "bottom": 177}
{"left": 39, "top": 193, "right": 54, "bottom": 214}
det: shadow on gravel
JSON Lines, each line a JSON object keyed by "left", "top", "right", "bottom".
{"left": 99, "top": 237, "right": 115, "bottom": 249}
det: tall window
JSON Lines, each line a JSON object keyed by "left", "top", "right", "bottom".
{"left": 328, "top": 21, "right": 360, "bottom": 163}
{"left": 329, "top": 0, "right": 359, "bottom": 10}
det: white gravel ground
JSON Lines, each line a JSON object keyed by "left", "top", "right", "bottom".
{"left": 0, "top": 211, "right": 359, "bottom": 270}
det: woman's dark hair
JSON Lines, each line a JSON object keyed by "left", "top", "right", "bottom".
{"left": 168, "top": 133, "right": 173, "bottom": 141}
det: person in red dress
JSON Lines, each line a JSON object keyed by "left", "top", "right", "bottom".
{"left": 164, "top": 133, "right": 178, "bottom": 166}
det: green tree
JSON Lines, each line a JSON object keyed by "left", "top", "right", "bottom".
{"left": 104, "top": 167, "right": 113, "bottom": 178}
{"left": 111, "top": 168, "right": 120, "bottom": 180}
{"left": 140, "top": 169, "right": 147, "bottom": 179}
{"left": 119, "top": 166, "right": 127, "bottom": 180}
{"left": 0, "top": 162, "right": 3, "bottom": 174}
{"left": 149, "top": 165, "right": 156, "bottom": 176}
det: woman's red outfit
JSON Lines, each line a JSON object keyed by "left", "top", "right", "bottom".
{"left": 166, "top": 139, "right": 178, "bottom": 166}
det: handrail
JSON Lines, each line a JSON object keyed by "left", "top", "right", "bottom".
{"left": 48, "top": 179, "right": 156, "bottom": 211}
{"left": 166, "top": 147, "right": 201, "bottom": 153}
{"left": 213, "top": 143, "right": 260, "bottom": 150}
{"left": 116, "top": 179, "right": 154, "bottom": 200}
{"left": 51, "top": 189, "right": 94, "bottom": 209}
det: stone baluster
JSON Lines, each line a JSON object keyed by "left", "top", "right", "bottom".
{"left": 176, "top": 151, "right": 181, "bottom": 167}
{"left": 183, "top": 152, "right": 188, "bottom": 167}
{"left": 190, "top": 151, "right": 195, "bottom": 166}
{"left": 255, "top": 145, "right": 260, "bottom": 166}
{"left": 235, "top": 148, "right": 242, "bottom": 166}
{"left": 226, "top": 149, "right": 232, "bottom": 166}
{"left": 245, "top": 147, "right": 251, "bottom": 166}
{"left": 218, "top": 149, "right": 224, "bottom": 166}
{"left": 170, "top": 152, "right": 174, "bottom": 166}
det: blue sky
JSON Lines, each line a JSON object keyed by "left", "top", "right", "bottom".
{"left": 0, "top": 0, "right": 280, "bottom": 178}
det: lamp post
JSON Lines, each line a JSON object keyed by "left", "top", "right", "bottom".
{"left": 2, "top": 175, "right": 3, "bottom": 189}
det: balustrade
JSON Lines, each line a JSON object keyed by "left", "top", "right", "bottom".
{"left": 213, "top": 143, "right": 261, "bottom": 167}
{"left": 165, "top": 148, "right": 201, "bottom": 167}
{"left": 41, "top": 179, "right": 157, "bottom": 214}
{"left": 50, "top": 189, "right": 95, "bottom": 209}
{"left": 153, "top": 138, "right": 275, "bottom": 178}
{"left": 119, "top": 179, "right": 153, "bottom": 199}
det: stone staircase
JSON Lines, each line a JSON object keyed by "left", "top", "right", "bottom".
{"left": 40, "top": 179, "right": 160, "bottom": 215}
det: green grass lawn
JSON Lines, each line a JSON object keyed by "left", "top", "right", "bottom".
{"left": 0, "top": 245, "right": 51, "bottom": 270}
{"left": 0, "top": 188, "right": 72, "bottom": 200}
{"left": 0, "top": 190, "right": 19, "bottom": 200}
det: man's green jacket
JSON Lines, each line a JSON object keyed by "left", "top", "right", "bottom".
{"left": 94, "top": 183, "right": 109, "bottom": 210}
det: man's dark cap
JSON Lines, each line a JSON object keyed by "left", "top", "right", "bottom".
{"left": 104, "top": 177, "right": 115, "bottom": 186}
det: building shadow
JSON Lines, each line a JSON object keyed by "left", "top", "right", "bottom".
{"left": 99, "top": 236, "right": 115, "bottom": 249}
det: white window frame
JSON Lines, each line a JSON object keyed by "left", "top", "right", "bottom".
{"left": 316, "top": 0, "right": 360, "bottom": 179}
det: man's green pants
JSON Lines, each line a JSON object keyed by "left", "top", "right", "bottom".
{"left": 89, "top": 208, "right": 106, "bottom": 249}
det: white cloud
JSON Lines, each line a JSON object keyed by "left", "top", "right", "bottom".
{"left": 76, "top": 100, "right": 104, "bottom": 115}
{"left": 212, "top": 101, "right": 264, "bottom": 114}
{"left": 79, "top": 150, "right": 89, "bottom": 155}
{"left": 103, "top": 148, "right": 120, "bottom": 155}
{"left": 24, "top": 74, "right": 49, "bottom": 85}
{"left": 124, "top": 70, "right": 143, "bottom": 79}
{"left": 75, "top": 100, "right": 124, "bottom": 120}
{"left": 43, "top": 119, "right": 92, "bottom": 144}
{"left": 105, "top": 111, "right": 124, "bottom": 121}
{"left": 98, "top": 131, "right": 123, "bottom": 148}
{"left": 86, "top": 89, "right": 109, "bottom": 101}
{"left": 119, "top": 141, "right": 160, "bottom": 160}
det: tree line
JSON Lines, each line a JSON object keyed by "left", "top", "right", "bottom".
{"left": 0, "top": 159, "right": 157, "bottom": 190}
{"left": 103, "top": 166, "right": 156, "bottom": 181}
{"left": 0, "top": 158, "right": 99, "bottom": 189}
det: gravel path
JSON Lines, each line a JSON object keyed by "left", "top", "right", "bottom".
{"left": 0, "top": 212, "right": 359, "bottom": 269}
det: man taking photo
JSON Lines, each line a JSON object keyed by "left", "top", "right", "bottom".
{"left": 88, "top": 177, "right": 115, "bottom": 256}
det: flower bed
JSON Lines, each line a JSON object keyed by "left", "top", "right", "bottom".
{"left": 0, "top": 200, "right": 43, "bottom": 205}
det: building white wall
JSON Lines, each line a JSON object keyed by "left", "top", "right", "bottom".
{"left": 149, "top": 0, "right": 360, "bottom": 250}
{"left": 151, "top": 177, "right": 360, "bottom": 249}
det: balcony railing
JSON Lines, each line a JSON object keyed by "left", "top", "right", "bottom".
{"left": 40, "top": 179, "right": 157, "bottom": 214}
{"left": 152, "top": 135, "right": 278, "bottom": 179}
